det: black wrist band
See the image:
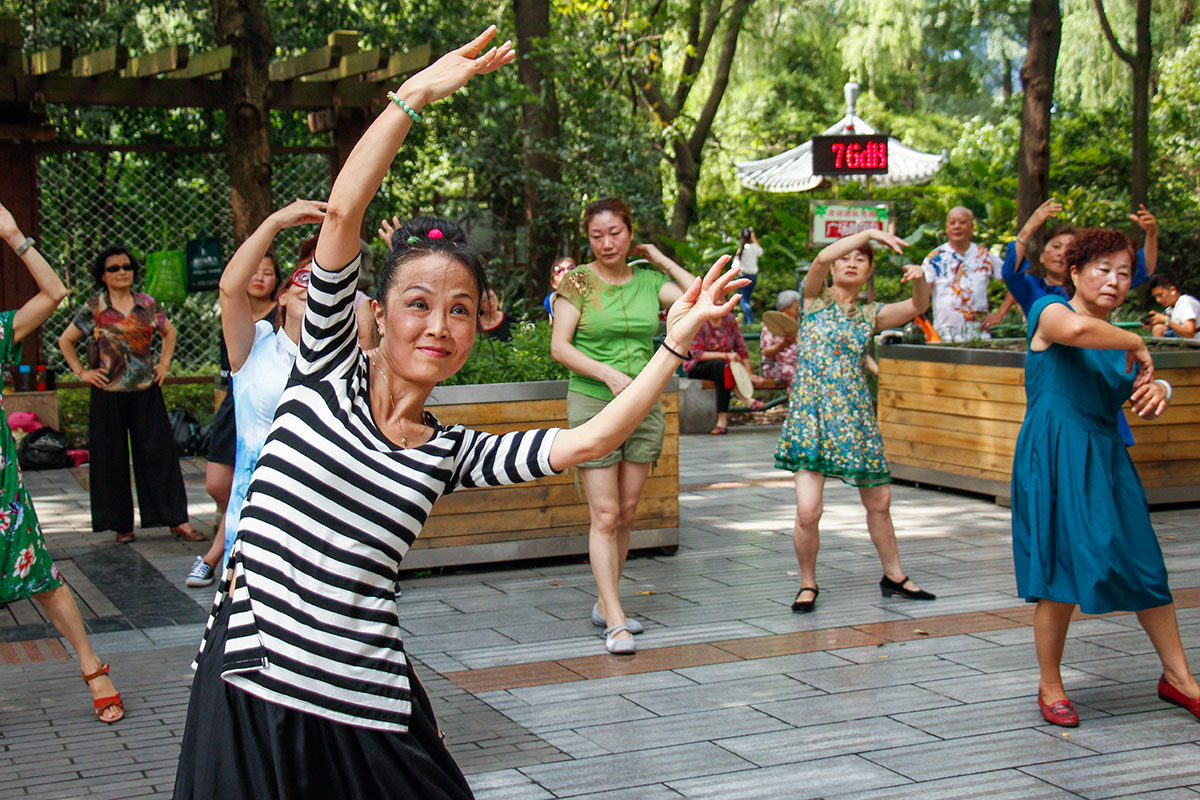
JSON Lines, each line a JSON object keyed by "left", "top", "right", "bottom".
{"left": 660, "top": 340, "right": 691, "bottom": 360}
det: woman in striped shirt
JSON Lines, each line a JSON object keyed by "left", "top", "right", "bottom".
{"left": 174, "top": 28, "right": 745, "bottom": 800}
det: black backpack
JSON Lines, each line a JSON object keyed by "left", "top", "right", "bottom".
{"left": 167, "top": 409, "right": 204, "bottom": 456}
{"left": 17, "top": 427, "right": 70, "bottom": 471}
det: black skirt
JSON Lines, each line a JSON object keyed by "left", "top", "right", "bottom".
{"left": 174, "top": 599, "right": 474, "bottom": 800}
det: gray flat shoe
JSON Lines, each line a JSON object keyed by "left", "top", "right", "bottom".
{"left": 604, "top": 624, "right": 637, "bottom": 655}
{"left": 592, "top": 604, "right": 643, "bottom": 634}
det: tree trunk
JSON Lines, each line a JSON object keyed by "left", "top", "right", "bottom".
{"left": 1094, "top": 0, "right": 1152, "bottom": 216}
{"left": 210, "top": 0, "right": 274, "bottom": 242}
{"left": 514, "top": 0, "right": 563, "bottom": 305}
{"left": 1016, "top": 0, "right": 1061, "bottom": 226}
{"left": 665, "top": 0, "right": 754, "bottom": 241}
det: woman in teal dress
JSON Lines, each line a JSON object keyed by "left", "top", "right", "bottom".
{"left": 0, "top": 202, "right": 123, "bottom": 723}
{"left": 776, "top": 228, "right": 935, "bottom": 613}
{"left": 1012, "top": 227, "right": 1199, "bottom": 728}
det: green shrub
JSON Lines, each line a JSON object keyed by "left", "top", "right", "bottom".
{"left": 442, "top": 320, "right": 568, "bottom": 386}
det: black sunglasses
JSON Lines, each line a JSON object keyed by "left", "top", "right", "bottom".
{"left": 104, "top": 263, "right": 134, "bottom": 273}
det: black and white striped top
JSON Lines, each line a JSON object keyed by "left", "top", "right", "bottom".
{"left": 195, "top": 254, "right": 561, "bottom": 733}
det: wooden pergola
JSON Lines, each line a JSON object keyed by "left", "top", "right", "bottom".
{"left": 0, "top": 16, "right": 429, "bottom": 361}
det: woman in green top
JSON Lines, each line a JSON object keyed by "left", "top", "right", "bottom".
{"left": 551, "top": 197, "right": 696, "bottom": 654}
{"left": 0, "top": 202, "right": 123, "bottom": 723}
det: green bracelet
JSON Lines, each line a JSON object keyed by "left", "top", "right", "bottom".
{"left": 386, "top": 91, "right": 422, "bottom": 123}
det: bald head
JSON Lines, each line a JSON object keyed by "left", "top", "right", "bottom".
{"left": 946, "top": 206, "right": 975, "bottom": 251}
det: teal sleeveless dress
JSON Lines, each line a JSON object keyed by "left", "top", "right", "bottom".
{"left": 1011, "top": 296, "right": 1172, "bottom": 614}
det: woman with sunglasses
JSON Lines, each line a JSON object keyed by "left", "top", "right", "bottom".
{"left": 58, "top": 247, "right": 203, "bottom": 545}
{"left": 544, "top": 256, "right": 575, "bottom": 321}
{"left": 216, "top": 199, "right": 325, "bottom": 562}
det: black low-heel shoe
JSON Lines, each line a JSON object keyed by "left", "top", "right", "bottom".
{"left": 880, "top": 575, "right": 936, "bottom": 600}
{"left": 791, "top": 586, "right": 819, "bottom": 613}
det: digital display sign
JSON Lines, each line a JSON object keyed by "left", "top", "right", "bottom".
{"left": 811, "top": 135, "right": 889, "bottom": 176}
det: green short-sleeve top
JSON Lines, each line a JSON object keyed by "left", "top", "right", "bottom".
{"left": 556, "top": 265, "right": 670, "bottom": 401}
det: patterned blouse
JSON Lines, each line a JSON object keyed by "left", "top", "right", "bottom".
{"left": 71, "top": 292, "right": 167, "bottom": 392}
{"left": 682, "top": 314, "right": 749, "bottom": 373}
{"left": 760, "top": 327, "right": 798, "bottom": 384}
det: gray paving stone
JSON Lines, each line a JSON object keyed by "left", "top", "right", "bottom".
{"left": 518, "top": 742, "right": 754, "bottom": 797}
{"left": 892, "top": 695, "right": 1109, "bottom": 739}
{"left": 917, "top": 666, "right": 1116, "bottom": 704}
{"left": 497, "top": 695, "right": 657, "bottom": 733}
{"left": 505, "top": 671, "right": 695, "bottom": 706}
{"left": 716, "top": 716, "right": 938, "bottom": 766}
{"left": 826, "top": 768, "right": 1081, "bottom": 800}
{"left": 667, "top": 754, "right": 910, "bottom": 799}
{"left": 625, "top": 673, "right": 822, "bottom": 717}
{"left": 1035, "top": 709, "right": 1200, "bottom": 754}
{"left": 941, "top": 639, "right": 1129, "bottom": 673}
{"left": 830, "top": 633, "right": 999, "bottom": 664}
{"left": 1104, "top": 791, "right": 1200, "bottom": 800}
{"left": 467, "top": 769, "right": 558, "bottom": 800}
{"left": 671, "top": 650, "right": 850, "bottom": 683}
{"left": 754, "top": 683, "right": 961, "bottom": 728}
{"left": 864, "top": 728, "right": 1095, "bottom": 782}
{"left": 1023, "top": 743, "right": 1200, "bottom": 799}
{"left": 795, "top": 654, "right": 982, "bottom": 693}
{"left": 575, "top": 706, "right": 790, "bottom": 753}
{"left": 553, "top": 785, "right": 685, "bottom": 800}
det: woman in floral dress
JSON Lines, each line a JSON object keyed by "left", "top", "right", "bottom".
{"left": 775, "top": 228, "right": 935, "bottom": 613}
{"left": 0, "top": 201, "right": 123, "bottom": 723}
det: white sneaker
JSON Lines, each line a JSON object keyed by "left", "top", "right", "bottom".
{"left": 185, "top": 556, "right": 214, "bottom": 588}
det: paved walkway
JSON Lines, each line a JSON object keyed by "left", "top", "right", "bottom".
{"left": 1, "top": 428, "right": 1198, "bottom": 799}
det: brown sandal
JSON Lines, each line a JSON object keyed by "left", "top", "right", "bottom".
{"left": 82, "top": 664, "right": 124, "bottom": 724}
{"left": 171, "top": 524, "right": 205, "bottom": 542}
{"left": 114, "top": 531, "right": 135, "bottom": 544}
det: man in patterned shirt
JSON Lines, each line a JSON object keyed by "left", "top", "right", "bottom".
{"left": 921, "top": 207, "right": 1014, "bottom": 342}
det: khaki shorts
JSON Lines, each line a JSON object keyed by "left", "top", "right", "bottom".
{"left": 566, "top": 390, "right": 665, "bottom": 469}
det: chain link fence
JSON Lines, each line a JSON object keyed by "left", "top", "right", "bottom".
{"left": 36, "top": 146, "right": 333, "bottom": 377}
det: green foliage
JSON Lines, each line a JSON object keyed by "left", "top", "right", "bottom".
{"left": 441, "top": 321, "right": 568, "bottom": 386}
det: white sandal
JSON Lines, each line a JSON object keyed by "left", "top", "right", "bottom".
{"left": 604, "top": 624, "right": 636, "bottom": 655}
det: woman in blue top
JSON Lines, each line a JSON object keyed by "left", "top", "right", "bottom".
{"left": 1003, "top": 198, "right": 1159, "bottom": 448}
{"left": 1002, "top": 198, "right": 1159, "bottom": 314}
{"left": 216, "top": 200, "right": 325, "bottom": 563}
{"left": 1011, "top": 227, "right": 1199, "bottom": 729}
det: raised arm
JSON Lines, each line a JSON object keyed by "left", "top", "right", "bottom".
{"left": 0, "top": 202, "right": 68, "bottom": 343}
{"left": 633, "top": 242, "right": 692, "bottom": 306}
{"left": 314, "top": 28, "right": 513, "bottom": 271}
{"left": 550, "top": 259, "right": 746, "bottom": 469}
{"left": 220, "top": 200, "right": 326, "bottom": 372}
{"left": 1013, "top": 198, "right": 1063, "bottom": 269}
{"left": 1131, "top": 204, "right": 1158, "bottom": 279}
{"left": 804, "top": 228, "right": 908, "bottom": 302}
{"left": 874, "top": 263, "right": 931, "bottom": 331}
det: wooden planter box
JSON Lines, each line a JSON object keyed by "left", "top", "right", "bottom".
{"left": 402, "top": 378, "right": 680, "bottom": 569}
{"left": 878, "top": 343, "right": 1200, "bottom": 505}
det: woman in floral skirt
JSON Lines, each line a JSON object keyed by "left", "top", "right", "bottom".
{"left": 775, "top": 227, "right": 935, "bottom": 613}
{"left": 0, "top": 201, "right": 123, "bottom": 723}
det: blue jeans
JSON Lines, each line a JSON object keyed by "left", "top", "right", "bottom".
{"left": 738, "top": 274, "right": 757, "bottom": 323}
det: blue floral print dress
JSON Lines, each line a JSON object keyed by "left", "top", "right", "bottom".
{"left": 0, "top": 311, "right": 62, "bottom": 603}
{"left": 775, "top": 288, "right": 889, "bottom": 487}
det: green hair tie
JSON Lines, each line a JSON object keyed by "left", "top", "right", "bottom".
{"left": 406, "top": 235, "right": 420, "bottom": 245}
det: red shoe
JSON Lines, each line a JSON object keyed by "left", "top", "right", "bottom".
{"left": 1158, "top": 675, "right": 1200, "bottom": 721}
{"left": 1037, "top": 693, "right": 1079, "bottom": 727}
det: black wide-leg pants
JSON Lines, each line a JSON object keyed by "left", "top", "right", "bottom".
{"left": 88, "top": 385, "right": 189, "bottom": 533}
{"left": 174, "top": 599, "right": 474, "bottom": 800}
{"left": 686, "top": 360, "right": 732, "bottom": 412}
